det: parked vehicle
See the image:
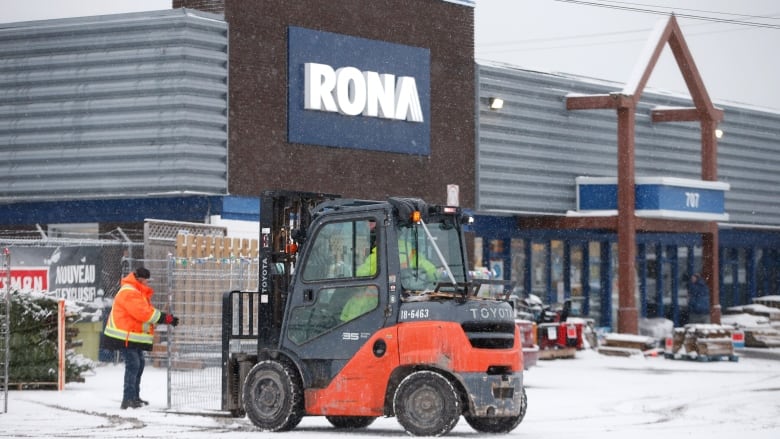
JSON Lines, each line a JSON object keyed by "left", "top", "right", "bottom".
{"left": 514, "top": 294, "right": 591, "bottom": 359}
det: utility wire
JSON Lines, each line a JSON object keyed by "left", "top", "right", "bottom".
{"left": 480, "top": 23, "right": 757, "bottom": 54}
{"left": 586, "top": 0, "right": 780, "bottom": 21}
{"left": 553, "top": 0, "right": 780, "bottom": 29}
{"left": 480, "top": 27, "right": 654, "bottom": 48}
{"left": 479, "top": 1, "right": 779, "bottom": 54}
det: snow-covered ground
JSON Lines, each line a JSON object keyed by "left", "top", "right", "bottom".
{"left": 2, "top": 348, "right": 779, "bottom": 438}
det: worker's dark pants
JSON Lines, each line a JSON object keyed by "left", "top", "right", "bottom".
{"left": 122, "top": 347, "right": 145, "bottom": 402}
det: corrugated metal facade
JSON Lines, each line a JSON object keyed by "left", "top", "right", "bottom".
{"left": 0, "top": 9, "right": 228, "bottom": 203}
{"left": 477, "top": 62, "right": 780, "bottom": 227}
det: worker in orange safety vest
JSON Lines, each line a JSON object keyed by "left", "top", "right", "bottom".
{"left": 102, "top": 267, "right": 179, "bottom": 409}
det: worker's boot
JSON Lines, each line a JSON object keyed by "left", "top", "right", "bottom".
{"left": 120, "top": 399, "right": 143, "bottom": 409}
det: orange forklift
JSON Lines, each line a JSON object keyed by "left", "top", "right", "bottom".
{"left": 221, "top": 191, "right": 527, "bottom": 436}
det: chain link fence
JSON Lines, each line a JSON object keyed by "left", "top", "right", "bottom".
{"left": 160, "top": 257, "right": 258, "bottom": 412}
{"left": 0, "top": 237, "right": 144, "bottom": 398}
{"left": 1, "top": 223, "right": 260, "bottom": 413}
{"left": 141, "top": 220, "right": 259, "bottom": 412}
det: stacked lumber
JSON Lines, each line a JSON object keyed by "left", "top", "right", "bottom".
{"left": 752, "top": 295, "right": 780, "bottom": 310}
{"left": 744, "top": 327, "right": 780, "bottom": 348}
{"left": 726, "top": 304, "right": 780, "bottom": 322}
{"left": 722, "top": 302, "right": 780, "bottom": 348}
{"left": 598, "top": 333, "right": 657, "bottom": 357}
{"left": 667, "top": 324, "right": 736, "bottom": 361}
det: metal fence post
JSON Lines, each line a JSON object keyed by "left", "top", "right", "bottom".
{"left": 166, "top": 254, "right": 174, "bottom": 410}
{"left": 1, "top": 248, "right": 11, "bottom": 413}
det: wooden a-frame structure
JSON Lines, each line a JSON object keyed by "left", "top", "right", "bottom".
{"left": 562, "top": 15, "right": 724, "bottom": 333}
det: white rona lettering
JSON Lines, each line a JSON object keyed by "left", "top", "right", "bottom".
{"left": 304, "top": 62, "right": 424, "bottom": 123}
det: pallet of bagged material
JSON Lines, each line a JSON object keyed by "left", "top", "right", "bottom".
{"left": 694, "top": 338, "right": 734, "bottom": 356}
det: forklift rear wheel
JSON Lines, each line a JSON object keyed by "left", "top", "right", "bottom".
{"left": 464, "top": 387, "right": 527, "bottom": 433}
{"left": 242, "top": 360, "right": 304, "bottom": 431}
{"left": 326, "top": 416, "right": 377, "bottom": 429}
{"left": 393, "top": 370, "right": 461, "bottom": 436}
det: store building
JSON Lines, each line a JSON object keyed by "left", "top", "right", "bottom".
{"left": 474, "top": 54, "right": 780, "bottom": 330}
{"left": 1, "top": 1, "right": 778, "bottom": 332}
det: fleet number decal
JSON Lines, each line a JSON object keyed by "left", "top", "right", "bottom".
{"left": 399, "top": 308, "right": 429, "bottom": 320}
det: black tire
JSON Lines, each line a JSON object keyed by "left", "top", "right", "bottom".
{"left": 242, "top": 360, "right": 304, "bottom": 432}
{"left": 326, "top": 416, "right": 377, "bottom": 429}
{"left": 393, "top": 370, "right": 461, "bottom": 436}
{"left": 464, "top": 387, "right": 527, "bottom": 433}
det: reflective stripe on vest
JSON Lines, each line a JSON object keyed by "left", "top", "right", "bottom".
{"left": 103, "top": 286, "right": 160, "bottom": 346}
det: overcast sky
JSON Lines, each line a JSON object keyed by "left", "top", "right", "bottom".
{"left": 476, "top": 0, "right": 780, "bottom": 111}
{"left": 1, "top": 0, "right": 779, "bottom": 111}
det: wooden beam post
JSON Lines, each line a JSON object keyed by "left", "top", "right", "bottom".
{"left": 617, "top": 103, "right": 638, "bottom": 334}
{"left": 701, "top": 117, "right": 721, "bottom": 324}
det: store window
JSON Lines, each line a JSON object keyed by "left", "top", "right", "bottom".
{"left": 551, "top": 240, "right": 564, "bottom": 302}
{"left": 569, "top": 244, "right": 583, "bottom": 297}
{"left": 510, "top": 239, "right": 526, "bottom": 295}
{"left": 531, "top": 242, "right": 548, "bottom": 298}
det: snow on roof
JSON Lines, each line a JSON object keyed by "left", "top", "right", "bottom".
{"left": 476, "top": 59, "right": 780, "bottom": 116}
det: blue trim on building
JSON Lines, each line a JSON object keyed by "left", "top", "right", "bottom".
{"left": 221, "top": 196, "right": 261, "bottom": 221}
{"left": 0, "top": 195, "right": 263, "bottom": 225}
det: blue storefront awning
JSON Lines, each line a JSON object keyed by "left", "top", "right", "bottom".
{"left": 576, "top": 176, "right": 730, "bottom": 221}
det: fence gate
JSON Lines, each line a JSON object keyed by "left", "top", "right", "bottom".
{"left": 136, "top": 224, "right": 260, "bottom": 413}
{"left": 1, "top": 248, "right": 10, "bottom": 414}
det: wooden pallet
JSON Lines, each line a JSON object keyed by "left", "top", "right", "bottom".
{"left": 664, "top": 352, "right": 739, "bottom": 362}
{"left": 538, "top": 347, "right": 576, "bottom": 360}
{"left": 6, "top": 381, "right": 58, "bottom": 390}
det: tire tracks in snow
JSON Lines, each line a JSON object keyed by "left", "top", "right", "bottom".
{"left": 17, "top": 400, "right": 146, "bottom": 434}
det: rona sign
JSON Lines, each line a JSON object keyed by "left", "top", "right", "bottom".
{"left": 288, "top": 26, "right": 431, "bottom": 155}
{"left": 304, "top": 63, "right": 424, "bottom": 122}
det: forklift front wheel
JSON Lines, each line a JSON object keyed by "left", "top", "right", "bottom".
{"left": 242, "top": 360, "right": 304, "bottom": 432}
{"left": 463, "top": 386, "right": 527, "bottom": 433}
{"left": 393, "top": 370, "right": 461, "bottom": 436}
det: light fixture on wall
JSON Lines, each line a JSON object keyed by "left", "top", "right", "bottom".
{"left": 715, "top": 129, "right": 724, "bottom": 139}
{"left": 489, "top": 97, "right": 504, "bottom": 110}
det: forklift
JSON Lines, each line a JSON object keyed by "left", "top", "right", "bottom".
{"left": 221, "top": 191, "right": 527, "bottom": 436}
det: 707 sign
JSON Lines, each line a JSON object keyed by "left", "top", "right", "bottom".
{"left": 685, "top": 191, "right": 700, "bottom": 208}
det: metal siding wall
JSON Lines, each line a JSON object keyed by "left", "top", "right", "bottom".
{"left": 477, "top": 63, "right": 780, "bottom": 227}
{"left": 0, "top": 10, "right": 228, "bottom": 202}
{"left": 478, "top": 65, "right": 618, "bottom": 214}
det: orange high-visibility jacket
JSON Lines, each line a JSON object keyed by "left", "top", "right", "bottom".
{"left": 103, "top": 273, "right": 161, "bottom": 351}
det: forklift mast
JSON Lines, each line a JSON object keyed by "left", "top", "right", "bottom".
{"left": 256, "top": 190, "right": 339, "bottom": 352}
